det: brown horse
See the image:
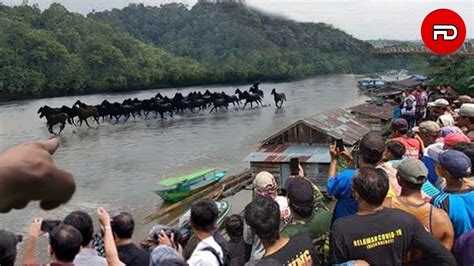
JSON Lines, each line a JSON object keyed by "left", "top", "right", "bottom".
{"left": 73, "top": 100, "right": 100, "bottom": 127}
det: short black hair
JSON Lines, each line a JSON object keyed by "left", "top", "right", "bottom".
{"left": 452, "top": 143, "right": 474, "bottom": 164}
{"left": 111, "top": 212, "right": 135, "bottom": 239}
{"left": 190, "top": 199, "right": 218, "bottom": 233}
{"left": 359, "top": 132, "right": 384, "bottom": 165}
{"left": 353, "top": 167, "right": 389, "bottom": 206}
{"left": 225, "top": 215, "right": 244, "bottom": 241}
{"left": 63, "top": 211, "right": 93, "bottom": 246}
{"left": 244, "top": 197, "right": 280, "bottom": 245}
{"left": 49, "top": 224, "right": 82, "bottom": 263}
{"left": 385, "top": 140, "right": 406, "bottom": 160}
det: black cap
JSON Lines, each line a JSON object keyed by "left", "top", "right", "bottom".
{"left": 286, "top": 178, "right": 314, "bottom": 208}
{"left": 392, "top": 118, "right": 408, "bottom": 133}
{"left": 360, "top": 132, "right": 385, "bottom": 154}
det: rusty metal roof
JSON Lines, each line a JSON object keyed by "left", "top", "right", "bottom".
{"left": 262, "top": 109, "right": 370, "bottom": 146}
{"left": 372, "top": 88, "right": 403, "bottom": 97}
{"left": 347, "top": 103, "right": 393, "bottom": 121}
{"left": 245, "top": 144, "right": 331, "bottom": 163}
{"left": 390, "top": 78, "right": 423, "bottom": 88}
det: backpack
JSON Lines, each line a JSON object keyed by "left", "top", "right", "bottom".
{"left": 203, "top": 232, "right": 230, "bottom": 266}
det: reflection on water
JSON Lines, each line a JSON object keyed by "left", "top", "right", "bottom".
{"left": 0, "top": 74, "right": 366, "bottom": 247}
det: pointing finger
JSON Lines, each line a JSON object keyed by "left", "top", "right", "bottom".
{"left": 40, "top": 138, "right": 60, "bottom": 155}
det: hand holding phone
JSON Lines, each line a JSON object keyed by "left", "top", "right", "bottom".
{"left": 41, "top": 219, "right": 61, "bottom": 233}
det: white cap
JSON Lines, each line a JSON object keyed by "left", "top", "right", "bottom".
{"left": 428, "top": 99, "right": 449, "bottom": 108}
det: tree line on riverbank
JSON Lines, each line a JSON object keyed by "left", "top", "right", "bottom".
{"left": 0, "top": 2, "right": 423, "bottom": 100}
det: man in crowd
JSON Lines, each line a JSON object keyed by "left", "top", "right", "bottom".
{"left": 185, "top": 198, "right": 226, "bottom": 266}
{"left": 384, "top": 158, "right": 454, "bottom": 257}
{"left": 456, "top": 103, "right": 474, "bottom": 141}
{"left": 111, "top": 212, "right": 150, "bottom": 266}
{"left": 413, "top": 121, "right": 441, "bottom": 184}
{"left": 453, "top": 143, "right": 474, "bottom": 166}
{"left": 330, "top": 167, "right": 456, "bottom": 265}
{"left": 64, "top": 211, "right": 107, "bottom": 265}
{"left": 391, "top": 118, "right": 422, "bottom": 158}
{"left": 415, "top": 85, "right": 428, "bottom": 125}
{"left": 429, "top": 99, "right": 455, "bottom": 127}
{"left": 225, "top": 215, "right": 247, "bottom": 266}
{"left": 282, "top": 178, "right": 331, "bottom": 240}
{"left": 24, "top": 219, "right": 83, "bottom": 265}
{"left": 433, "top": 150, "right": 474, "bottom": 239}
{"left": 400, "top": 89, "right": 417, "bottom": 129}
{"left": 244, "top": 171, "right": 290, "bottom": 260}
{"left": 0, "top": 229, "right": 21, "bottom": 266}
{"left": 327, "top": 132, "right": 386, "bottom": 221}
{"left": 245, "top": 197, "right": 319, "bottom": 265}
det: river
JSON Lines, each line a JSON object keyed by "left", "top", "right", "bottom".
{"left": 0, "top": 74, "right": 366, "bottom": 260}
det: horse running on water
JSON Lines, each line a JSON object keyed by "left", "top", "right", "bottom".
{"left": 235, "top": 89, "right": 263, "bottom": 109}
{"left": 37, "top": 106, "right": 68, "bottom": 134}
{"left": 73, "top": 100, "right": 100, "bottom": 127}
{"left": 271, "top": 88, "right": 287, "bottom": 108}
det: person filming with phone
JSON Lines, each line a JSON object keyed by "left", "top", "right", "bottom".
{"left": 23, "top": 218, "right": 83, "bottom": 265}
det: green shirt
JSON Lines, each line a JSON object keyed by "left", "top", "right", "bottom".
{"left": 281, "top": 208, "right": 332, "bottom": 239}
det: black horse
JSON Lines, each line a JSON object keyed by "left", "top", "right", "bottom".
{"left": 235, "top": 90, "right": 262, "bottom": 109}
{"left": 73, "top": 100, "right": 100, "bottom": 127}
{"left": 249, "top": 82, "right": 264, "bottom": 98}
{"left": 38, "top": 110, "right": 68, "bottom": 135}
{"left": 221, "top": 92, "right": 240, "bottom": 107}
{"left": 60, "top": 106, "right": 78, "bottom": 125}
{"left": 209, "top": 98, "right": 229, "bottom": 113}
{"left": 271, "top": 88, "right": 287, "bottom": 108}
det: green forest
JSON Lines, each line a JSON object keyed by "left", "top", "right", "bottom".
{"left": 0, "top": 2, "right": 424, "bottom": 100}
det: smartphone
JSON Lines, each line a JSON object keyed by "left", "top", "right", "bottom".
{"left": 336, "top": 139, "right": 344, "bottom": 153}
{"left": 108, "top": 207, "right": 121, "bottom": 218}
{"left": 17, "top": 235, "right": 23, "bottom": 243}
{"left": 289, "top": 158, "right": 300, "bottom": 176}
{"left": 41, "top": 220, "right": 61, "bottom": 233}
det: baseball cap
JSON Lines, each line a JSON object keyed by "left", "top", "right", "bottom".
{"left": 459, "top": 103, "right": 474, "bottom": 118}
{"left": 444, "top": 133, "right": 471, "bottom": 149}
{"left": 286, "top": 178, "right": 314, "bottom": 208}
{"left": 253, "top": 171, "right": 276, "bottom": 189}
{"left": 438, "top": 150, "right": 472, "bottom": 179}
{"left": 391, "top": 118, "right": 408, "bottom": 133}
{"left": 440, "top": 126, "right": 464, "bottom": 138}
{"left": 413, "top": 121, "right": 440, "bottom": 135}
{"left": 397, "top": 158, "right": 428, "bottom": 184}
{"left": 459, "top": 95, "right": 473, "bottom": 104}
{"left": 0, "top": 229, "right": 20, "bottom": 264}
{"left": 428, "top": 99, "right": 449, "bottom": 108}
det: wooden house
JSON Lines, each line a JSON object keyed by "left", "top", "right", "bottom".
{"left": 245, "top": 109, "right": 370, "bottom": 191}
{"left": 348, "top": 103, "right": 393, "bottom": 132}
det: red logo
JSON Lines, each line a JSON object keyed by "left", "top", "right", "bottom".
{"left": 421, "top": 9, "right": 466, "bottom": 55}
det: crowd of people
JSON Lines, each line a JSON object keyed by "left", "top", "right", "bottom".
{"left": 0, "top": 84, "right": 473, "bottom": 266}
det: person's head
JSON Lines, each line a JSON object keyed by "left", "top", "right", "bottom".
{"left": 428, "top": 99, "right": 449, "bottom": 115}
{"left": 352, "top": 167, "right": 389, "bottom": 208}
{"left": 63, "top": 211, "right": 94, "bottom": 247}
{"left": 413, "top": 121, "right": 440, "bottom": 146}
{"left": 416, "top": 85, "right": 422, "bottom": 92}
{"left": 0, "top": 230, "right": 21, "bottom": 266}
{"left": 383, "top": 140, "right": 406, "bottom": 161}
{"left": 286, "top": 178, "right": 314, "bottom": 219}
{"left": 48, "top": 224, "right": 82, "bottom": 263}
{"left": 253, "top": 171, "right": 278, "bottom": 199}
{"left": 225, "top": 215, "right": 244, "bottom": 242}
{"left": 394, "top": 97, "right": 402, "bottom": 105}
{"left": 359, "top": 132, "right": 385, "bottom": 166}
{"left": 436, "top": 150, "right": 472, "bottom": 182}
{"left": 443, "top": 133, "right": 470, "bottom": 149}
{"left": 396, "top": 158, "right": 428, "bottom": 192}
{"left": 452, "top": 143, "right": 474, "bottom": 164}
{"left": 150, "top": 245, "right": 187, "bottom": 266}
{"left": 190, "top": 199, "right": 218, "bottom": 233}
{"left": 244, "top": 197, "right": 280, "bottom": 247}
{"left": 391, "top": 118, "right": 409, "bottom": 136}
{"left": 111, "top": 212, "right": 135, "bottom": 241}
{"left": 456, "top": 103, "right": 474, "bottom": 128}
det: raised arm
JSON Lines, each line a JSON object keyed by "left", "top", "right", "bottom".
{"left": 97, "top": 208, "right": 125, "bottom": 266}
{"left": 23, "top": 218, "right": 43, "bottom": 265}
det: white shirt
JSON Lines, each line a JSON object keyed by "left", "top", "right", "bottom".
{"left": 187, "top": 236, "right": 223, "bottom": 266}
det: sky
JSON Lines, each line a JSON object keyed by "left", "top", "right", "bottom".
{"left": 2, "top": 0, "right": 473, "bottom": 40}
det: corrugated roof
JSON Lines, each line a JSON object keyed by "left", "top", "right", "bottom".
{"left": 348, "top": 103, "right": 393, "bottom": 121}
{"left": 372, "top": 88, "right": 403, "bottom": 97}
{"left": 262, "top": 109, "right": 370, "bottom": 146}
{"left": 245, "top": 144, "right": 331, "bottom": 163}
{"left": 390, "top": 78, "right": 423, "bottom": 88}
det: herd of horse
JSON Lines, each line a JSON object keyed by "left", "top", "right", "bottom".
{"left": 37, "top": 83, "right": 287, "bottom": 134}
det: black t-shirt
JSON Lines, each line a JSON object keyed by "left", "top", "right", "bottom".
{"left": 117, "top": 243, "right": 150, "bottom": 266}
{"left": 256, "top": 233, "right": 319, "bottom": 265}
{"left": 330, "top": 208, "right": 455, "bottom": 266}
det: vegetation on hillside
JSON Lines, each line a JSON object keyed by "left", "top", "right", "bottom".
{"left": 0, "top": 3, "right": 208, "bottom": 100}
{"left": 0, "top": 2, "right": 423, "bottom": 100}
{"left": 426, "top": 56, "right": 474, "bottom": 95}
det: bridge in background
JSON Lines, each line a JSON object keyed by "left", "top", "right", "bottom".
{"left": 376, "top": 43, "right": 474, "bottom": 56}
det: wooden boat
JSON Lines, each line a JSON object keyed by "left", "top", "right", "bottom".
{"left": 155, "top": 168, "right": 227, "bottom": 203}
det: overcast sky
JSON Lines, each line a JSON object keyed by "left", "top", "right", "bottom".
{"left": 2, "top": 0, "right": 473, "bottom": 40}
